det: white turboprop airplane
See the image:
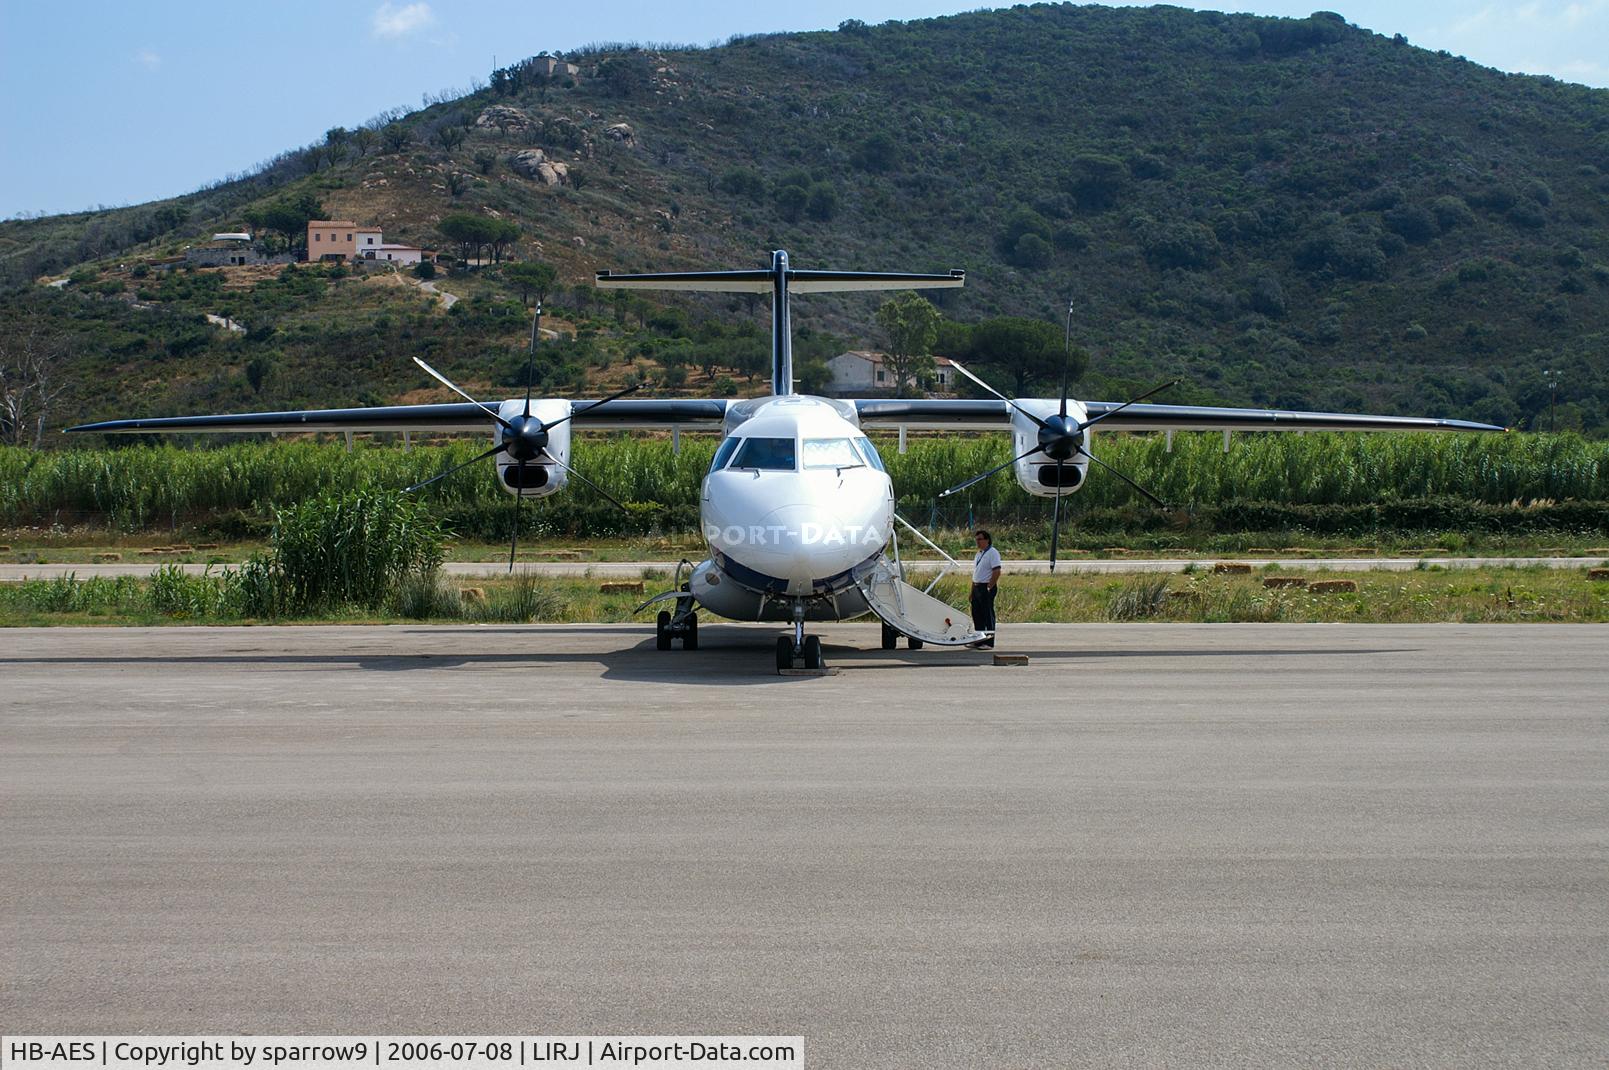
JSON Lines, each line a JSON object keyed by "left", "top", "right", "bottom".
{"left": 71, "top": 249, "right": 1504, "bottom": 670}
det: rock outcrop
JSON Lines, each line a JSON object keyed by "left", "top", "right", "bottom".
{"left": 509, "top": 149, "right": 569, "bottom": 187}
{"left": 475, "top": 105, "right": 535, "bottom": 133}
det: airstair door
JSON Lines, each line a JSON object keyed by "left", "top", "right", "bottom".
{"left": 856, "top": 557, "right": 988, "bottom": 647}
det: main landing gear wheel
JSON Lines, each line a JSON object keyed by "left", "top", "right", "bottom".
{"left": 802, "top": 635, "right": 824, "bottom": 670}
{"left": 880, "top": 622, "right": 898, "bottom": 650}
{"left": 776, "top": 637, "right": 793, "bottom": 672}
{"left": 656, "top": 610, "right": 672, "bottom": 651}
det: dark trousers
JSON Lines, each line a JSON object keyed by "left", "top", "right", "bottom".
{"left": 970, "top": 582, "right": 996, "bottom": 645}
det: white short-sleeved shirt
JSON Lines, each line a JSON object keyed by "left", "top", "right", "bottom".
{"left": 972, "top": 545, "right": 1002, "bottom": 584}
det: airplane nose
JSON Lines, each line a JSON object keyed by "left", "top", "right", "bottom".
{"left": 708, "top": 501, "right": 885, "bottom": 587}
{"left": 718, "top": 503, "right": 818, "bottom": 580}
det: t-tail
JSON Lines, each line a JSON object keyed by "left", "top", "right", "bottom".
{"left": 597, "top": 250, "right": 964, "bottom": 396}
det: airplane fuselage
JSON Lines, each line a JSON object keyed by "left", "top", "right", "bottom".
{"left": 687, "top": 395, "right": 893, "bottom": 622}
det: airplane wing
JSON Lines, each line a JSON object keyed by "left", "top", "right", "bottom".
{"left": 68, "top": 398, "right": 732, "bottom": 435}
{"left": 852, "top": 399, "right": 1505, "bottom": 433}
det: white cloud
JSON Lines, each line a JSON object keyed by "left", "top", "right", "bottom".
{"left": 1433, "top": 0, "right": 1609, "bottom": 86}
{"left": 134, "top": 49, "right": 161, "bottom": 70}
{"left": 371, "top": 2, "right": 436, "bottom": 40}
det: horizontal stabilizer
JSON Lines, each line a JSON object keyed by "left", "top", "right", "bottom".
{"left": 595, "top": 269, "right": 774, "bottom": 293}
{"left": 594, "top": 267, "right": 965, "bottom": 294}
{"left": 786, "top": 269, "right": 965, "bottom": 293}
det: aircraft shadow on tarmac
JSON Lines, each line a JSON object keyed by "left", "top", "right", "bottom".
{"left": 3, "top": 625, "right": 1412, "bottom": 686}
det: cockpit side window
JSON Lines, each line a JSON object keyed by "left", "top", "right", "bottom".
{"left": 731, "top": 437, "right": 797, "bottom": 471}
{"left": 710, "top": 436, "right": 741, "bottom": 473}
{"left": 853, "top": 436, "right": 887, "bottom": 472}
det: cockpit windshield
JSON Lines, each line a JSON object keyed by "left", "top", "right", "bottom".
{"left": 802, "top": 438, "right": 862, "bottom": 470}
{"left": 730, "top": 437, "right": 797, "bottom": 471}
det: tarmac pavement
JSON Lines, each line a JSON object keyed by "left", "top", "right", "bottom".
{"left": 3, "top": 623, "right": 1606, "bottom": 1067}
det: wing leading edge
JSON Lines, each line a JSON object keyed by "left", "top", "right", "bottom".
{"left": 68, "top": 398, "right": 731, "bottom": 435}
{"left": 853, "top": 398, "right": 1505, "bottom": 434}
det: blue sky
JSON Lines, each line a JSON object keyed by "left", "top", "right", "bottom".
{"left": 2, "top": 1, "right": 1605, "bottom": 217}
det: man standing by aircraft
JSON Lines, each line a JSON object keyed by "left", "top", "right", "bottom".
{"left": 970, "top": 529, "right": 1002, "bottom": 648}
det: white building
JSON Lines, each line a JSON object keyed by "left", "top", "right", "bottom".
{"left": 356, "top": 228, "right": 383, "bottom": 255}
{"left": 367, "top": 243, "right": 429, "bottom": 265}
{"left": 826, "top": 350, "right": 954, "bottom": 395}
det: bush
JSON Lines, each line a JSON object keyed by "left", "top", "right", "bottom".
{"left": 270, "top": 490, "right": 446, "bottom": 612}
{"left": 1431, "top": 196, "right": 1474, "bottom": 230}
{"left": 483, "top": 571, "right": 568, "bottom": 622}
{"left": 1012, "top": 233, "right": 1053, "bottom": 268}
{"left": 717, "top": 167, "right": 766, "bottom": 199}
{"left": 1107, "top": 578, "right": 1170, "bottom": 620}
{"left": 392, "top": 572, "right": 464, "bottom": 619}
{"left": 1384, "top": 204, "right": 1437, "bottom": 243}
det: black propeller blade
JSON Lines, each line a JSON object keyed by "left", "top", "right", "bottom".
{"left": 404, "top": 442, "right": 507, "bottom": 493}
{"left": 939, "top": 443, "right": 1045, "bottom": 499}
{"left": 542, "top": 453, "right": 631, "bottom": 512}
{"left": 1049, "top": 463, "right": 1065, "bottom": 573}
{"left": 1086, "top": 450, "right": 1167, "bottom": 508}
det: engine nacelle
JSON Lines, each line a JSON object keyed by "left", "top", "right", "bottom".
{"left": 1010, "top": 398, "right": 1091, "bottom": 499}
{"left": 493, "top": 398, "right": 571, "bottom": 497}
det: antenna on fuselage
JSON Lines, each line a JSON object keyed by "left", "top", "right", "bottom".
{"left": 596, "top": 250, "right": 964, "bottom": 397}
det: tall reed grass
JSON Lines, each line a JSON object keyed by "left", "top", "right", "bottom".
{"left": 3, "top": 432, "right": 1604, "bottom": 532}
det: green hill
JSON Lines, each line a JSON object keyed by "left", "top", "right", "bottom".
{"left": 4, "top": 3, "right": 1608, "bottom": 439}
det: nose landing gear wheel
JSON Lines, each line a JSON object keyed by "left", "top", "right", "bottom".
{"left": 683, "top": 614, "right": 698, "bottom": 650}
{"left": 656, "top": 610, "right": 672, "bottom": 651}
{"left": 776, "top": 636, "right": 793, "bottom": 671}
{"left": 907, "top": 635, "right": 924, "bottom": 650}
{"left": 802, "top": 634, "right": 824, "bottom": 670}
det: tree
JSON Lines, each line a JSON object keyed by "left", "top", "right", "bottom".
{"left": 854, "top": 132, "right": 899, "bottom": 173}
{"left": 717, "top": 167, "right": 766, "bottom": 200}
{"left": 775, "top": 183, "right": 808, "bottom": 223}
{"left": 436, "top": 125, "right": 465, "bottom": 152}
{"left": 968, "top": 316, "right": 1074, "bottom": 396}
{"left": 503, "top": 260, "right": 557, "bottom": 307}
{"left": 805, "top": 182, "right": 839, "bottom": 222}
{"left": 438, "top": 212, "right": 500, "bottom": 264}
{"left": 489, "top": 219, "right": 519, "bottom": 263}
{"left": 244, "top": 192, "right": 325, "bottom": 251}
{"left": 1067, "top": 153, "right": 1128, "bottom": 211}
{"left": 382, "top": 123, "right": 412, "bottom": 153}
{"left": 599, "top": 53, "right": 653, "bottom": 97}
{"left": 1012, "top": 233, "right": 1053, "bottom": 269}
{"left": 445, "top": 172, "right": 470, "bottom": 197}
{"left": 438, "top": 213, "right": 516, "bottom": 264}
{"left": 350, "top": 127, "right": 377, "bottom": 158}
{"left": 997, "top": 208, "right": 1054, "bottom": 266}
{"left": 244, "top": 353, "right": 276, "bottom": 395}
{"left": 322, "top": 126, "right": 349, "bottom": 168}
{"left": 874, "top": 292, "right": 941, "bottom": 397}
{"left": 0, "top": 304, "right": 68, "bottom": 447}
{"left": 473, "top": 149, "right": 497, "bottom": 175}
